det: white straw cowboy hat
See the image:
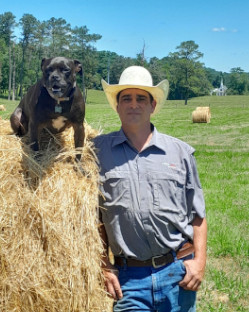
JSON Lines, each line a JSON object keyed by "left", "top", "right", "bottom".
{"left": 101, "top": 66, "right": 169, "bottom": 115}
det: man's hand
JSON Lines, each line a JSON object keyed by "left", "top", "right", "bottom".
{"left": 179, "top": 258, "right": 205, "bottom": 291}
{"left": 99, "top": 223, "right": 123, "bottom": 300}
{"left": 103, "top": 264, "right": 123, "bottom": 300}
{"left": 179, "top": 216, "right": 207, "bottom": 291}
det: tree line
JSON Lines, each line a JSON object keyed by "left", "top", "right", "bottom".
{"left": 1, "top": 11, "right": 249, "bottom": 104}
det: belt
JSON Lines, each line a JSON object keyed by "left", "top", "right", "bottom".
{"left": 114, "top": 242, "right": 194, "bottom": 269}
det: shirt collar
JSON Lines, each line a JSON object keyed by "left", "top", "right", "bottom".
{"left": 148, "top": 124, "right": 166, "bottom": 152}
{"left": 112, "top": 123, "right": 165, "bottom": 152}
{"left": 112, "top": 128, "right": 128, "bottom": 147}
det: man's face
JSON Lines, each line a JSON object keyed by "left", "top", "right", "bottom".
{"left": 117, "top": 88, "right": 156, "bottom": 127}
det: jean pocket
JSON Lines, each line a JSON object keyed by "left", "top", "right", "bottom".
{"left": 179, "top": 259, "right": 186, "bottom": 273}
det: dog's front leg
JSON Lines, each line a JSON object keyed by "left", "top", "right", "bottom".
{"left": 10, "top": 107, "right": 28, "bottom": 136}
{"left": 73, "top": 123, "right": 85, "bottom": 161}
{"left": 29, "top": 120, "right": 40, "bottom": 152}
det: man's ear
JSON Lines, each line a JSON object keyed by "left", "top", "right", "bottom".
{"left": 151, "top": 100, "right": 157, "bottom": 113}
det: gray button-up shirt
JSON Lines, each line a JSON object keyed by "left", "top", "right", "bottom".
{"left": 94, "top": 125, "right": 205, "bottom": 261}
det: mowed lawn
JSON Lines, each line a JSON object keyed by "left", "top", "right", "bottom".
{"left": 1, "top": 92, "right": 249, "bottom": 311}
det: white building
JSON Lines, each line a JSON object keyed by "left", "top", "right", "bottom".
{"left": 211, "top": 79, "right": 227, "bottom": 96}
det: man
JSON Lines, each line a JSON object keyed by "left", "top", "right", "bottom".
{"left": 94, "top": 66, "right": 207, "bottom": 312}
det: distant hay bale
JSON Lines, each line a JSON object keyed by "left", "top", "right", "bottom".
{"left": 0, "top": 104, "right": 6, "bottom": 111}
{"left": 192, "top": 106, "right": 211, "bottom": 123}
{"left": 0, "top": 119, "right": 112, "bottom": 312}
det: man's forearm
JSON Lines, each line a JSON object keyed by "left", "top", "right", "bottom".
{"left": 98, "top": 222, "right": 123, "bottom": 299}
{"left": 192, "top": 216, "right": 207, "bottom": 266}
{"left": 179, "top": 216, "right": 207, "bottom": 290}
{"left": 99, "top": 223, "right": 111, "bottom": 268}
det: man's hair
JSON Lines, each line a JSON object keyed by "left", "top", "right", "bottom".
{"left": 117, "top": 89, "right": 154, "bottom": 104}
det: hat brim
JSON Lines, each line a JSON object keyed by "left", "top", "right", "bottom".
{"left": 101, "top": 79, "right": 169, "bottom": 115}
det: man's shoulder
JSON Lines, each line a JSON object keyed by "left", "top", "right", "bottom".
{"left": 157, "top": 131, "right": 195, "bottom": 154}
{"left": 93, "top": 131, "right": 120, "bottom": 147}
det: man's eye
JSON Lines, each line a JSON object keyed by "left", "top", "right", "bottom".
{"left": 137, "top": 97, "right": 146, "bottom": 102}
{"left": 122, "top": 97, "right": 130, "bottom": 102}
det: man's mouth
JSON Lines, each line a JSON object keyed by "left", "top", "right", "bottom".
{"left": 128, "top": 111, "right": 140, "bottom": 115}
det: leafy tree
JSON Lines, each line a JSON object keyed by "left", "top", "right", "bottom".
{"left": 97, "top": 51, "right": 134, "bottom": 88}
{"left": 0, "top": 12, "right": 16, "bottom": 99}
{"left": 148, "top": 57, "right": 171, "bottom": 93}
{"left": 19, "top": 13, "right": 39, "bottom": 97}
{"left": 0, "top": 38, "right": 7, "bottom": 92}
{"left": 71, "top": 26, "right": 102, "bottom": 99}
{"left": 205, "top": 68, "right": 223, "bottom": 88}
{"left": 1, "top": 10, "right": 248, "bottom": 101}
{"left": 228, "top": 67, "right": 249, "bottom": 95}
{"left": 169, "top": 40, "right": 210, "bottom": 104}
{"left": 46, "top": 17, "right": 72, "bottom": 56}
{"left": 33, "top": 21, "right": 50, "bottom": 80}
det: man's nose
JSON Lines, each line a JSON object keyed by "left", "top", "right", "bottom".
{"left": 130, "top": 98, "right": 138, "bottom": 108}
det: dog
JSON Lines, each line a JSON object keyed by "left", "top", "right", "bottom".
{"left": 10, "top": 57, "right": 85, "bottom": 160}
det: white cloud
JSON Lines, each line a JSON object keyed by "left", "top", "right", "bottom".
{"left": 212, "top": 27, "right": 226, "bottom": 32}
{"left": 212, "top": 27, "right": 239, "bottom": 33}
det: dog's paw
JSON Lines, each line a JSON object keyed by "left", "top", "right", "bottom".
{"left": 73, "top": 159, "right": 87, "bottom": 176}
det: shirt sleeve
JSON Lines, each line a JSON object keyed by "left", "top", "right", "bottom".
{"left": 186, "top": 153, "right": 206, "bottom": 219}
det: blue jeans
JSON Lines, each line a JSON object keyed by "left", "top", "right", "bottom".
{"left": 113, "top": 256, "right": 196, "bottom": 312}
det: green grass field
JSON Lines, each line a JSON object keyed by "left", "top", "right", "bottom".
{"left": 1, "top": 92, "right": 249, "bottom": 311}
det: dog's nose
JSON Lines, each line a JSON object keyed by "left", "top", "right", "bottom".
{"left": 52, "top": 72, "right": 60, "bottom": 81}
{"left": 52, "top": 75, "right": 59, "bottom": 81}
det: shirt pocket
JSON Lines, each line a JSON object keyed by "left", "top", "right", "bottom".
{"left": 152, "top": 171, "right": 186, "bottom": 220}
{"left": 100, "top": 171, "right": 130, "bottom": 209}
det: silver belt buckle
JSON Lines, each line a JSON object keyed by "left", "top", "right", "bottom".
{"left": 151, "top": 255, "right": 166, "bottom": 269}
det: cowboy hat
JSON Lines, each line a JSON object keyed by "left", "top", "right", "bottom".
{"left": 101, "top": 66, "right": 169, "bottom": 114}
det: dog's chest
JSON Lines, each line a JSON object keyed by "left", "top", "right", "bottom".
{"left": 51, "top": 116, "right": 68, "bottom": 131}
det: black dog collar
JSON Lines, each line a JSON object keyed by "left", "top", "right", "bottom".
{"left": 54, "top": 87, "right": 76, "bottom": 113}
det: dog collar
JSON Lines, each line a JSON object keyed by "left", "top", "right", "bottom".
{"left": 55, "top": 97, "right": 70, "bottom": 113}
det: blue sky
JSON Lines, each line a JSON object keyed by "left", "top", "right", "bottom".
{"left": 1, "top": 0, "right": 249, "bottom": 73}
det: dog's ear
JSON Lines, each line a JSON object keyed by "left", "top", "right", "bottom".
{"left": 41, "top": 58, "right": 47, "bottom": 72}
{"left": 74, "top": 60, "right": 82, "bottom": 75}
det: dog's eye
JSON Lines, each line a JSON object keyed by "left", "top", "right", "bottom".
{"left": 63, "top": 69, "right": 71, "bottom": 74}
{"left": 45, "top": 68, "right": 52, "bottom": 75}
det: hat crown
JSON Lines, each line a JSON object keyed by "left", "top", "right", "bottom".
{"left": 119, "top": 66, "right": 153, "bottom": 87}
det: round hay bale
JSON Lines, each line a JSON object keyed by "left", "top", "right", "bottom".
{"left": 192, "top": 106, "right": 211, "bottom": 123}
{"left": 0, "top": 120, "right": 112, "bottom": 312}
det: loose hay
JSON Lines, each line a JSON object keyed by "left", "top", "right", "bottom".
{"left": 192, "top": 106, "right": 211, "bottom": 123}
{"left": 0, "top": 119, "right": 111, "bottom": 312}
{"left": 0, "top": 105, "right": 6, "bottom": 111}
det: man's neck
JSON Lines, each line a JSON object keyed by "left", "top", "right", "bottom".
{"left": 122, "top": 123, "right": 153, "bottom": 152}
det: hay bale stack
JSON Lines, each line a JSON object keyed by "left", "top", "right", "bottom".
{"left": 0, "top": 120, "right": 111, "bottom": 312}
{"left": 192, "top": 106, "right": 211, "bottom": 123}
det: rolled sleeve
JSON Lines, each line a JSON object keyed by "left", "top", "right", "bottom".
{"left": 187, "top": 154, "right": 206, "bottom": 219}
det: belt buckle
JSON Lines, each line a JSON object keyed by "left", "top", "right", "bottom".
{"left": 151, "top": 253, "right": 173, "bottom": 269}
{"left": 151, "top": 255, "right": 166, "bottom": 269}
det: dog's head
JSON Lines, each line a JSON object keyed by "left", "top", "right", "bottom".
{"left": 41, "top": 57, "right": 82, "bottom": 100}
